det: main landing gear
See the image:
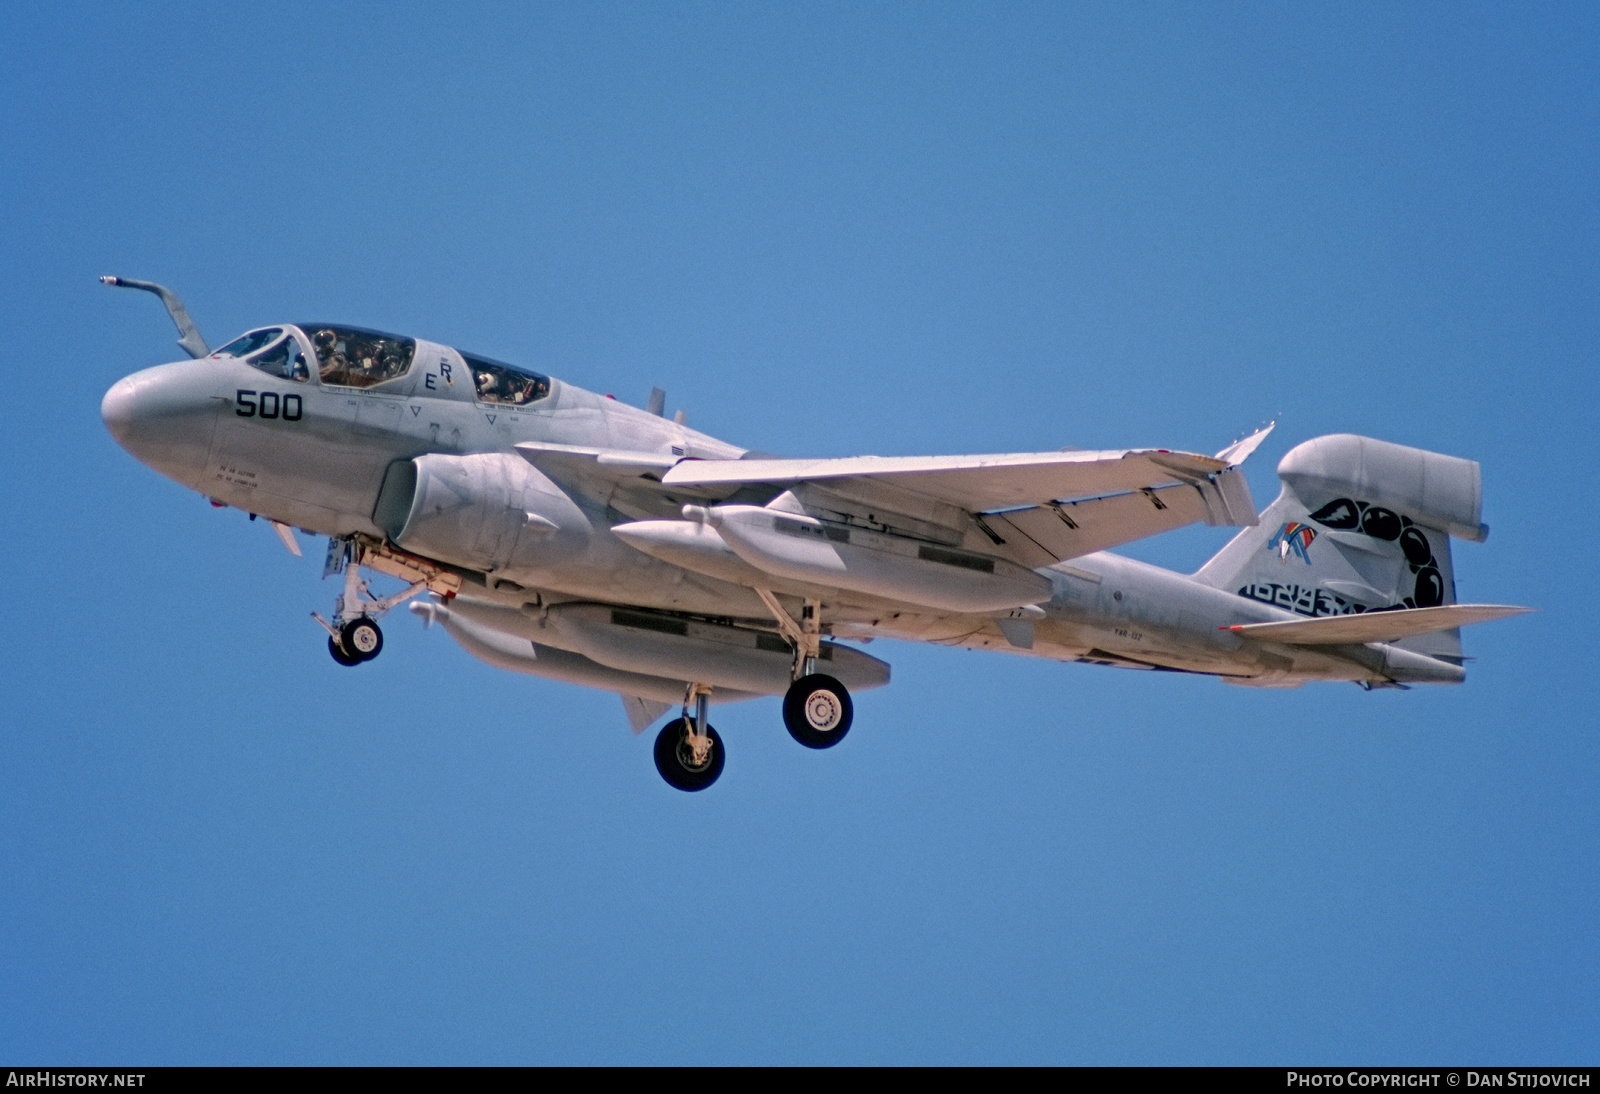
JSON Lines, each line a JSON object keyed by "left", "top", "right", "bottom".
{"left": 315, "top": 538, "right": 425, "bottom": 667}
{"left": 651, "top": 669, "right": 854, "bottom": 790}
{"left": 762, "top": 589, "right": 854, "bottom": 749}
{"left": 655, "top": 683, "right": 724, "bottom": 792}
{"left": 782, "top": 673, "right": 852, "bottom": 749}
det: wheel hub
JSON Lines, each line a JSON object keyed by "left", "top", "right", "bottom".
{"left": 678, "top": 731, "right": 715, "bottom": 771}
{"left": 804, "top": 690, "right": 843, "bottom": 732}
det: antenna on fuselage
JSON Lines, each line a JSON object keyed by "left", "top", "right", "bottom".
{"left": 647, "top": 387, "right": 666, "bottom": 416}
{"left": 100, "top": 276, "right": 210, "bottom": 359}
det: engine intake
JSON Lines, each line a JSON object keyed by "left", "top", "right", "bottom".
{"left": 373, "top": 453, "right": 591, "bottom": 572}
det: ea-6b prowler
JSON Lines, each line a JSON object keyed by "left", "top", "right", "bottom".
{"left": 100, "top": 278, "right": 1530, "bottom": 790}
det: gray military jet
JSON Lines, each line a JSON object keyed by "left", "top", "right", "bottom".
{"left": 101, "top": 278, "right": 1530, "bottom": 790}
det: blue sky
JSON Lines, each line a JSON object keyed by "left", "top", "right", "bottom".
{"left": 2, "top": 1, "right": 1595, "bottom": 1063}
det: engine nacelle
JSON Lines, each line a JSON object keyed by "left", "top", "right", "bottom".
{"left": 373, "top": 452, "right": 592, "bottom": 573}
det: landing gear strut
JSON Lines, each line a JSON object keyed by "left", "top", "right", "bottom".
{"left": 314, "top": 537, "right": 424, "bottom": 666}
{"left": 654, "top": 683, "right": 724, "bottom": 791}
{"left": 755, "top": 589, "right": 855, "bottom": 749}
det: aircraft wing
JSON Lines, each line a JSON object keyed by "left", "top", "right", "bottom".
{"left": 524, "top": 429, "right": 1268, "bottom": 569}
{"left": 976, "top": 482, "right": 1242, "bottom": 568}
{"left": 661, "top": 447, "right": 1238, "bottom": 511}
{"left": 662, "top": 440, "right": 1263, "bottom": 567}
{"left": 1225, "top": 604, "right": 1532, "bottom": 645}
{"left": 515, "top": 441, "right": 681, "bottom": 477}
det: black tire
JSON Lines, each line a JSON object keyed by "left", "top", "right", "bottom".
{"left": 782, "top": 674, "right": 853, "bottom": 749}
{"left": 653, "top": 718, "right": 725, "bottom": 792}
{"left": 340, "top": 617, "right": 384, "bottom": 662}
{"left": 328, "top": 635, "right": 363, "bottom": 667}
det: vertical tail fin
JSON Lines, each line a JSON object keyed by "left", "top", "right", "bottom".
{"left": 1194, "top": 434, "right": 1488, "bottom": 661}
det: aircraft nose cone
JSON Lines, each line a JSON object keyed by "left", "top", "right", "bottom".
{"left": 101, "top": 362, "right": 221, "bottom": 490}
{"left": 101, "top": 377, "right": 138, "bottom": 446}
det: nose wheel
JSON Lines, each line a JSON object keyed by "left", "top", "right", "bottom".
{"left": 327, "top": 617, "right": 383, "bottom": 665}
{"left": 783, "top": 674, "right": 853, "bottom": 748}
{"left": 315, "top": 537, "right": 427, "bottom": 667}
{"left": 340, "top": 617, "right": 383, "bottom": 660}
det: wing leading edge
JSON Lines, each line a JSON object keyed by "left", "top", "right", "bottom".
{"left": 661, "top": 446, "right": 1239, "bottom": 512}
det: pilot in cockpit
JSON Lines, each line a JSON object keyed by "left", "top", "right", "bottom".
{"left": 312, "top": 328, "right": 343, "bottom": 371}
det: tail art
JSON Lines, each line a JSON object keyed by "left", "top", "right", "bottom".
{"left": 1194, "top": 434, "right": 1490, "bottom": 662}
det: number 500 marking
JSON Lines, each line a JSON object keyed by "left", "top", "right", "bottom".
{"left": 236, "top": 389, "right": 303, "bottom": 421}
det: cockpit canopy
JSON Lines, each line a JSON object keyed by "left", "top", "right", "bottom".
{"left": 463, "top": 352, "right": 551, "bottom": 406}
{"left": 300, "top": 325, "right": 416, "bottom": 389}
{"left": 211, "top": 324, "right": 552, "bottom": 404}
{"left": 211, "top": 327, "right": 311, "bottom": 382}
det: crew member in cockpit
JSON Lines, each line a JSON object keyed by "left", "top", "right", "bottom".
{"left": 313, "top": 329, "right": 345, "bottom": 380}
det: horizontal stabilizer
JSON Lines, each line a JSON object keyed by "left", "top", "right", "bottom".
{"left": 1225, "top": 604, "right": 1532, "bottom": 645}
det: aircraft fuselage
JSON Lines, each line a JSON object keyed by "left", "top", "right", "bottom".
{"left": 102, "top": 326, "right": 1468, "bottom": 695}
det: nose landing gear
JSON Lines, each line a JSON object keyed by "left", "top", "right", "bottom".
{"left": 340, "top": 616, "right": 384, "bottom": 659}
{"left": 314, "top": 537, "right": 426, "bottom": 666}
{"left": 323, "top": 613, "right": 385, "bottom": 666}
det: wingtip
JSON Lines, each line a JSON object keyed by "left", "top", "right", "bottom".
{"left": 1215, "top": 422, "right": 1275, "bottom": 466}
